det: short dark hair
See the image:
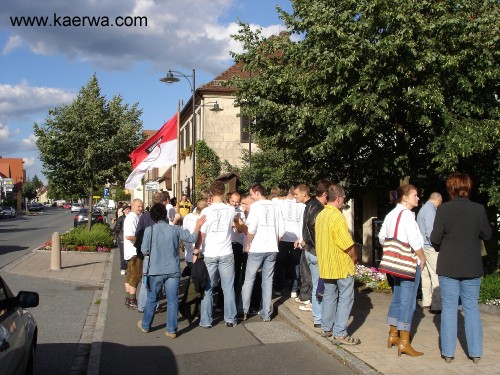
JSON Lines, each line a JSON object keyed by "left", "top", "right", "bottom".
{"left": 250, "top": 183, "right": 266, "bottom": 197}
{"left": 315, "top": 179, "right": 333, "bottom": 197}
{"left": 150, "top": 203, "right": 168, "bottom": 223}
{"left": 210, "top": 180, "right": 226, "bottom": 197}
{"left": 295, "top": 183, "right": 310, "bottom": 196}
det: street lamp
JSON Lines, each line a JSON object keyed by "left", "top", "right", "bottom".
{"left": 160, "top": 69, "right": 197, "bottom": 202}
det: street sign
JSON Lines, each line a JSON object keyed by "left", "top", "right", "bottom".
{"left": 145, "top": 182, "right": 159, "bottom": 191}
{"left": 104, "top": 187, "right": 110, "bottom": 197}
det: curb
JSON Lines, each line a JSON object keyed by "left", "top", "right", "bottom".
{"left": 87, "top": 249, "right": 113, "bottom": 375}
{"left": 276, "top": 301, "right": 381, "bottom": 375}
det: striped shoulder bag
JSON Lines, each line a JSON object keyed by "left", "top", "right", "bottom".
{"left": 378, "top": 210, "right": 418, "bottom": 279}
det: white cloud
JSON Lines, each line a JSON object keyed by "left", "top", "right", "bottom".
{"left": 0, "top": 122, "right": 10, "bottom": 139}
{"left": 22, "top": 156, "right": 36, "bottom": 168}
{"left": 0, "top": 0, "right": 284, "bottom": 74}
{"left": 21, "top": 133, "right": 38, "bottom": 151}
{"left": 0, "top": 81, "right": 75, "bottom": 121}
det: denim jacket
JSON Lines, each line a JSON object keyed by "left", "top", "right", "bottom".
{"left": 142, "top": 221, "right": 198, "bottom": 276}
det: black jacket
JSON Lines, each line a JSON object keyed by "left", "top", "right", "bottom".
{"left": 191, "top": 256, "right": 209, "bottom": 294}
{"left": 302, "top": 198, "right": 324, "bottom": 256}
{"left": 431, "top": 197, "right": 492, "bottom": 278}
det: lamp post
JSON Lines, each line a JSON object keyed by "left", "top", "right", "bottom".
{"left": 160, "top": 69, "right": 196, "bottom": 202}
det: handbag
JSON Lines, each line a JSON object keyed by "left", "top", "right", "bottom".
{"left": 378, "top": 210, "right": 418, "bottom": 279}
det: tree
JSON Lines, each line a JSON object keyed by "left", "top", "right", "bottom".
{"left": 31, "top": 175, "right": 43, "bottom": 191}
{"left": 230, "top": 0, "right": 499, "bottom": 205}
{"left": 22, "top": 181, "right": 36, "bottom": 201}
{"left": 34, "top": 75, "right": 143, "bottom": 228}
{"left": 195, "top": 140, "right": 221, "bottom": 199}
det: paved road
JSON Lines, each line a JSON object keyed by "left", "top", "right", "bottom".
{"left": 1, "top": 207, "right": 96, "bottom": 374}
{"left": 0, "top": 206, "right": 74, "bottom": 268}
{"left": 98, "top": 253, "right": 355, "bottom": 375}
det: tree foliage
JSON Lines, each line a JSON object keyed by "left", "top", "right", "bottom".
{"left": 230, "top": 0, "right": 499, "bottom": 205}
{"left": 22, "top": 181, "right": 36, "bottom": 201}
{"left": 195, "top": 140, "right": 221, "bottom": 198}
{"left": 34, "top": 75, "right": 143, "bottom": 199}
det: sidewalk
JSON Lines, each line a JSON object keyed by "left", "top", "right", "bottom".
{"left": 279, "top": 288, "right": 500, "bottom": 375}
{"left": 4, "top": 249, "right": 499, "bottom": 375}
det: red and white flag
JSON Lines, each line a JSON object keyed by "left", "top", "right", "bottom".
{"left": 125, "top": 113, "right": 177, "bottom": 189}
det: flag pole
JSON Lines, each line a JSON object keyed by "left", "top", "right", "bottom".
{"left": 176, "top": 100, "right": 181, "bottom": 210}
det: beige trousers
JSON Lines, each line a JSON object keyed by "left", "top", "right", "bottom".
{"left": 421, "top": 247, "right": 441, "bottom": 310}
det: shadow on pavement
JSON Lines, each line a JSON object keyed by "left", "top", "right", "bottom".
{"left": 0, "top": 245, "right": 30, "bottom": 255}
{"left": 98, "top": 342, "right": 178, "bottom": 374}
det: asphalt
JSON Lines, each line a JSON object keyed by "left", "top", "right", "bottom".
{"left": 4, "top": 248, "right": 500, "bottom": 375}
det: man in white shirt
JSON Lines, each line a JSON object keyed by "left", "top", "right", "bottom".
{"left": 229, "top": 191, "right": 246, "bottom": 290}
{"left": 241, "top": 183, "right": 285, "bottom": 321}
{"left": 276, "top": 186, "right": 305, "bottom": 298}
{"left": 195, "top": 181, "right": 237, "bottom": 328}
{"left": 124, "top": 198, "right": 144, "bottom": 309}
{"left": 165, "top": 194, "right": 176, "bottom": 225}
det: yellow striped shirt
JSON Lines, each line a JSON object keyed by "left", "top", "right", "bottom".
{"left": 315, "top": 205, "right": 355, "bottom": 279}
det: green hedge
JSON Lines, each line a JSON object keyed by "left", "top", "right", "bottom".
{"left": 61, "top": 223, "right": 113, "bottom": 252}
{"left": 479, "top": 273, "right": 500, "bottom": 304}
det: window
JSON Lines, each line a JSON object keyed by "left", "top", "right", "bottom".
{"left": 240, "top": 115, "right": 250, "bottom": 143}
{"left": 185, "top": 122, "right": 191, "bottom": 147}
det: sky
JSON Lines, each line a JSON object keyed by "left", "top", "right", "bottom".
{"left": 0, "top": 0, "right": 293, "bottom": 184}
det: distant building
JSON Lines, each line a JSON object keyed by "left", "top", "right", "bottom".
{"left": 0, "top": 157, "right": 25, "bottom": 209}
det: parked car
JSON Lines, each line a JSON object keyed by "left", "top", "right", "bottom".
{"left": 28, "top": 203, "right": 44, "bottom": 212}
{"left": 70, "top": 203, "right": 83, "bottom": 213}
{"left": 94, "top": 204, "right": 108, "bottom": 216}
{"left": 0, "top": 206, "right": 16, "bottom": 219}
{"left": 62, "top": 202, "right": 72, "bottom": 209}
{"left": 74, "top": 208, "right": 105, "bottom": 227}
{"left": 0, "top": 276, "right": 39, "bottom": 375}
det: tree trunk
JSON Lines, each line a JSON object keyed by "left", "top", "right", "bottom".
{"left": 87, "top": 186, "right": 93, "bottom": 231}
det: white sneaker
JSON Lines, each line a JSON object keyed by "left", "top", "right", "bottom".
{"left": 120, "top": 270, "right": 126, "bottom": 275}
{"left": 298, "top": 303, "right": 312, "bottom": 312}
{"left": 290, "top": 291, "right": 298, "bottom": 298}
{"left": 294, "top": 297, "right": 310, "bottom": 305}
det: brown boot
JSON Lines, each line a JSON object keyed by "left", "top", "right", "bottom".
{"left": 398, "top": 331, "right": 423, "bottom": 357}
{"left": 387, "top": 325, "right": 399, "bottom": 348}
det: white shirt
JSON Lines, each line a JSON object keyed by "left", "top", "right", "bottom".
{"left": 200, "top": 202, "right": 235, "bottom": 257}
{"left": 182, "top": 212, "right": 198, "bottom": 261}
{"left": 246, "top": 199, "right": 285, "bottom": 253}
{"left": 165, "top": 203, "right": 175, "bottom": 225}
{"left": 123, "top": 211, "right": 140, "bottom": 260}
{"left": 378, "top": 204, "right": 424, "bottom": 251}
{"left": 231, "top": 207, "right": 246, "bottom": 245}
{"left": 278, "top": 198, "right": 305, "bottom": 242}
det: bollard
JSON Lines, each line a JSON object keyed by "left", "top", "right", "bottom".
{"left": 51, "top": 231, "right": 61, "bottom": 270}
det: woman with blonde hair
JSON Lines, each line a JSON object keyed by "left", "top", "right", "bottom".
{"left": 379, "top": 184, "right": 426, "bottom": 357}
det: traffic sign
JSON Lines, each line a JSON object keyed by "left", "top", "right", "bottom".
{"left": 104, "top": 187, "right": 110, "bottom": 197}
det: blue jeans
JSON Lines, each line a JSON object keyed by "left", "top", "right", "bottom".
{"left": 305, "top": 251, "right": 321, "bottom": 324}
{"left": 439, "top": 276, "right": 482, "bottom": 358}
{"left": 241, "top": 252, "right": 277, "bottom": 320}
{"left": 200, "top": 254, "right": 237, "bottom": 327}
{"left": 138, "top": 276, "right": 160, "bottom": 312}
{"left": 141, "top": 273, "right": 180, "bottom": 334}
{"left": 387, "top": 266, "right": 421, "bottom": 331}
{"left": 290, "top": 247, "right": 302, "bottom": 293}
{"left": 321, "top": 276, "right": 354, "bottom": 337}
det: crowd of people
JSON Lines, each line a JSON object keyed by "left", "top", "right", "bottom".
{"left": 111, "top": 172, "right": 492, "bottom": 364}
